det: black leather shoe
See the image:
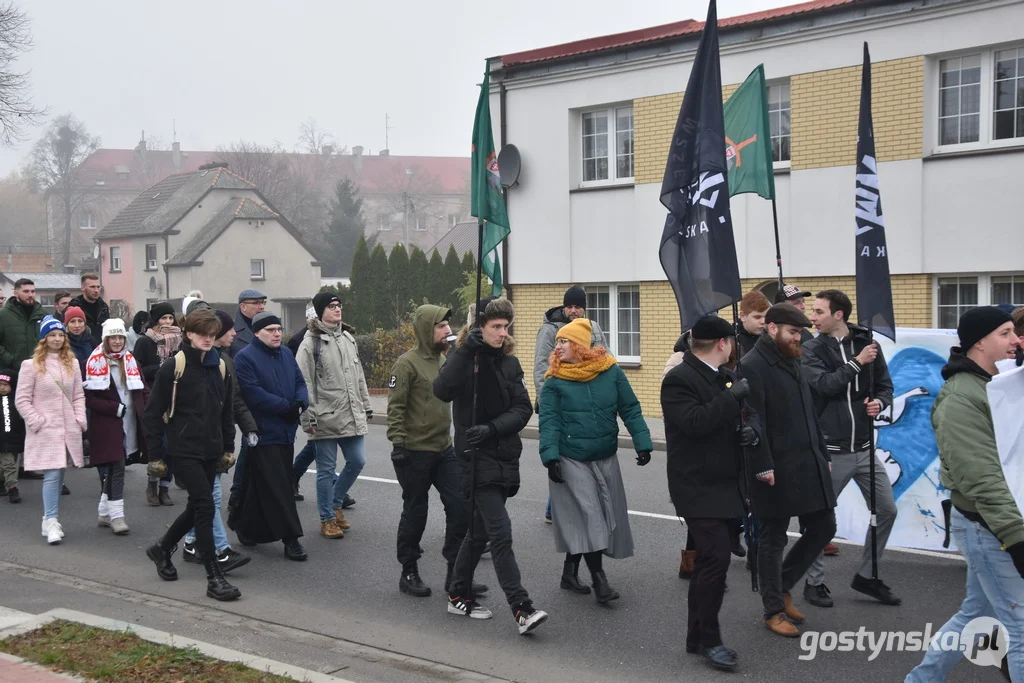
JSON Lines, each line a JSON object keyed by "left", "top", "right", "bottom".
{"left": 203, "top": 558, "right": 241, "bottom": 602}
{"left": 400, "top": 571, "right": 432, "bottom": 597}
{"left": 730, "top": 534, "right": 747, "bottom": 558}
{"left": 61, "top": 484, "right": 70, "bottom": 495}
{"left": 685, "top": 641, "right": 700, "bottom": 654}
{"left": 592, "top": 571, "right": 620, "bottom": 604}
{"left": 702, "top": 645, "right": 738, "bottom": 671}
{"left": 146, "top": 543, "right": 178, "bottom": 581}
{"left": 804, "top": 581, "right": 834, "bottom": 608}
{"left": 283, "top": 539, "right": 307, "bottom": 561}
{"left": 560, "top": 559, "right": 592, "bottom": 594}
{"left": 851, "top": 574, "right": 901, "bottom": 605}
{"left": 293, "top": 482, "right": 304, "bottom": 501}
{"left": 341, "top": 494, "right": 355, "bottom": 509}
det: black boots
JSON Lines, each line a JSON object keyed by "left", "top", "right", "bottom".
{"left": 444, "top": 565, "right": 490, "bottom": 596}
{"left": 560, "top": 558, "right": 591, "bottom": 594}
{"left": 204, "top": 558, "right": 241, "bottom": 602}
{"left": 400, "top": 570, "right": 432, "bottom": 597}
{"left": 283, "top": 538, "right": 307, "bottom": 561}
{"left": 592, "top": 571, "right": 620, "bottom": 604}
{"left": 146, "top": 542, "right": 178, "bottom": 581}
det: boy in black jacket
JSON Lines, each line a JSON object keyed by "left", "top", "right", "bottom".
{"left": 0, "top": 369, "right": 25, "bottom": 503}
{"left": 433, "top": 297, "right": 548, "bottom": 636}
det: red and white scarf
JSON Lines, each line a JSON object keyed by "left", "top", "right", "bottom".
{"left": 84, "top": 347, "right": 144, "bottom": 391}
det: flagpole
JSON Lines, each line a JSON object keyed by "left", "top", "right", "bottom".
{"left": 771, "top": 197, "right": 784, "bottom": 290}
{"left": 466, "top": 218, "right": 484, "bottom": 551}
{"left": 867, "top": 324, "right": 879, "bottom": 580}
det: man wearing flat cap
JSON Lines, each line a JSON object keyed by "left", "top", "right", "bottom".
{"left": 230, "top": 289, "right": 267, "bottom": 358}
{"left": 740, "top": 303, "right": 836, "bottom": 638}
{"left": 662, "top": 314, "right": 758, "bottom": 671}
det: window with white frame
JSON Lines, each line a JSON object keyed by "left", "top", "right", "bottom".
{"left": 80, "top": 212, "right": 96, "bottom": 229}
{"left": 935, "top": 274, "right": 1024, "bottom": 328}
{"left": 581, "top": 105, "right": 634, "bottom": 184}
{"left": 768, "top": 81, "right": 791, "bottom": 163}
{"left": 145, "top": 243, "right": 157, "bottom": 270}
{"left": 935, "top": 47, "right": 1024, "bottom": 150}
{"left": 109, "top": 246, "right": 121, "bottom": 272}
{"left": 250, "top": 259, "right": 265, "bottom": 280}
{"left": 585, "top": 284, "right": 641, "bottom": 361}
{"left": 413, "top": 212, "right": 426, "bottom": 231}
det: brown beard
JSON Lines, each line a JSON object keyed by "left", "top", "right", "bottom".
{"left": 774, "top": 330, "right": 803, "bottom": 359}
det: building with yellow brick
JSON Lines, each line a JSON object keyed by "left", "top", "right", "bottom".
{"left": 485, "top": 0, "right": 1024, "bottom": 417}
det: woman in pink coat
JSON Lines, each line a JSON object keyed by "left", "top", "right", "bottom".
{"left": 15, "top": 316, "right": 87, "bottom": 545}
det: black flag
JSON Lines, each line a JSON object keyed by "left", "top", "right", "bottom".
{"left": 855, "top": 42, "right": 895, "bottom": 342}
{"left": 659, "top": 0, "right": 741, "bottom": 333}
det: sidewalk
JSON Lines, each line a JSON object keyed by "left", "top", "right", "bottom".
{"left": 367, "top": 393, "right": 667, "bottom": 450}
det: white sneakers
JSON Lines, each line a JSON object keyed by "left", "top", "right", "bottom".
{"left": 41, "top": 517, "right": 64, "bottom": 545}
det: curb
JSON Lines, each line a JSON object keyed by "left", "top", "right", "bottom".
{"left": 0, "top": 608, "right": 357, "bottom": 683}
{"left": 367, "top": 414, "right": 668, "bottom": 451}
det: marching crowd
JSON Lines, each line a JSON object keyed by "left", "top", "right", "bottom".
{"left": 1, "top": 274, "right": 1023, "bottom": 676}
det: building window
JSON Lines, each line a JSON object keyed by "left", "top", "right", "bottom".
{"left": 585, "top": 284, "right": 641, "bottom": 361}
{"left": 250, "top": 259, "right": 265, "bottom": 280}
{"left": 109, "top": 246, "right": 121, "bottom": 273}
{"left": 939, "top": 55, "right": 981, "bottom": 145}
{"left": 937, "top": 276, "right": 978, "bottom": 329}
{"left": 768, "top": 81, "right": 792, "bottom": 163}
{"left": 80, "top": 212, "right": 96, "bottom": 229}
{"left": 992, "top": 275, "right": 1024, "bottom": 307}
{"left": 413, "top": 213, "right": 426, "bottom": 231}
{"left": 378, "top": 213, "right": 392, "bottom": 231}
{"left": 994, "top": 47, "right": 1024, "bottom": 141}
{"left": 934, "top": 47, "right": 1024, "bottom": 151}
{"left": 145, "top": 243, "right": 157, "bottom": 270}
{"left": 581, "top": 105, "right": 634, "bottom": 184}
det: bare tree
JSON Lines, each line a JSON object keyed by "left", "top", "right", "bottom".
{"left": 29, "top": 114, "right": 99, "bottom": 267}
{"left": 0, "top": 169, "right": 44, "bottom": 248}
{"left": 214, "top": 139, "right": 292, "bottom": 200}
{"left": 0, "top": 2, "right": 44, "bottom": 146}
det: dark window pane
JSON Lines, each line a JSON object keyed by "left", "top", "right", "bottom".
{"left": 583, "top": 135, "right": 596, "bottom": 158}
{"left": 596, "top": 157, "right": 608, "bottom": 180}
{"left": 1015, "top": 281, "right": 1024, "bottom": 304}
{"left": 1018, "top": 108, "right": 1024, "bottom": 139}
{"left": 995, "top": 110, "right": 1016, "bottom": 139}
{"left": 962, "top": 84, "right": 980, "bottom": 113}
{"left": 1018, "top": 80, "right": 1024, "bottom": 108}
{"left": 770, "top": 111, "right": 780, "bottom": 137}
{"left": 939, "top": 307, "right": 958, "bottom": 330}
{"left": 595, "top": 115, "right": 608, "bottom": 134}
{"left": 941, "top": 89, "right": 959, "bottom": 116}
{"left": 616, "top": 155, "right": 632, "bottom": 179}
{"left": 584, "top": 159, "right": 597, "bottom": 181}
{"left": 996, "top": 53, "right": 1016, "bottom": 80}
{"left": 780, "top": 136, "right": 791, "bottom": 162}
{"left": 583, "top": 115, "right": 595, "bottom": 136}
{"left": 781, "top": 109, "right": 791, "bottom": 135}
{"left": 996, "top": 80, "right": 1016, "bottom": 110}
{"left": 993, "top": 280, "right": 1012, "bottom": 304}
{"left": 595, "top": 135, "right": 608, "bottom": 157}
{"left": 938, "top": 282, "right": 959, "bottom": 306}
{"left": 940, "top": 117, "right": 959, "bottom": 145}
{"left": 771, "top": 138, "right": 782, "bottom": 162}
{"left": 940, "top": 67, "right": 960, "bottom": 88}
{"left": 962, "top": 66, "right": 981, "bottom": 85}
{"left": 962, "top": 114, "right": 980, "bottom": 142}
{"left": 961, "top": 282, "right": 978, "bottom": 305}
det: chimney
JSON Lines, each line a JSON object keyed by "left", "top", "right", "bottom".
{"left": 352, "top": 145, "right": 363, "bottom": 171}
{"left": 379, "top": 149, "right": 390, "bottom": 156}
{"left": 172, "top": 141, "right": 182, "bottom": 172}
{"left": 322, "top": 144, "right": 333, "bottom": 157}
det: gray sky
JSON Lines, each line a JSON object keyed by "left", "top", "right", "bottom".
{"left": 1, "top": 0, "right": 793, "bottom": 174}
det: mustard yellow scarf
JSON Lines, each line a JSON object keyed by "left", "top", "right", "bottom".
{"left": 545, "top": 353, "right": 617, "bottom": 382}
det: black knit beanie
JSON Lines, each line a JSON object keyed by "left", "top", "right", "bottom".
{"left": 958, "top": 306, "right": 1012, "bottom": 351}
{"left": 563, "top": 285, "right": 587, "bottom": 309}
{"left": 313, "top": 292, "right": 340, "bottom": 320}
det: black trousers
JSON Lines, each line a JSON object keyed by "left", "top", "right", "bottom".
{"left": 161, "top": 457, "right": 218, "bottom": 562}
{"left": 684, "top": 518, "right": 732, "bottom": 648}
{"left": 449, "top": 485, "right": 529, "bottom": 609}
{"left": 758, "top": 507, "right": 836, "bottom": 618}
{"left": 393, "top": 447, "right": 466, "bottom": 572}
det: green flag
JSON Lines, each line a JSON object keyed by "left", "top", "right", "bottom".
{"left": 723, "top": 64, "right": 775, "bottom": 200}
{"left": 471, "top": 68, "right": 510, "bottom": 297}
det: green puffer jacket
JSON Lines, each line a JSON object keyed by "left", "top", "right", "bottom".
{"left": 933, "top": 351, "right": 1024, "bottom": 548}
{"left": 538, "top": 361, "right": 652, "bottom": 464}
{"left": 0, "top": 298, "right": 45, "bottom": 371}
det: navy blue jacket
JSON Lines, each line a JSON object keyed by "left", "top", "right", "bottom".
{"left": 234, "top": 338, "right": 308, "bottom": 445}
{"left": 68, "top": 331, "right": 95, "bottom": 379}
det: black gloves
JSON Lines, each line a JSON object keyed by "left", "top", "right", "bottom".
{"left": 546, "top": 460, "right": 565, "bottom": 484}
{"left": 464, "top": 424, "right": 494, "bottom": 446}
{"left": 365, "top": 409, "right": 374, "bottom": 421}
{"left": 729, "top": 378, "right": 750, "bottom": 402}
{"left": 286, "top": 401, "right": 304, "bottom": 423}
{"left": 465, "top": 327, "right": 485, "bottom": 350}
{"left": 391, "top": 445, "right": 408, "bottom": 463}
{"left": 738, "top": 424, "right": 759, "bottom": 447}
{"left": 1007, "top": 542, "right": 1024, "bottom": 579}
{"left": 636, "top": 450, "right": 651, "bottom": 466}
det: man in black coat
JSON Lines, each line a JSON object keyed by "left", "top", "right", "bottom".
{"left": 803, "top": 289, "right": 899, "bottom": 609}
{"left": 662, "top": 315, "right": 758, "bottom": 671}
{"left": 433, "top": 297, "right": 548, "bottom": 636}
{"left": 68, "top": 273, "right": 110, "bottom": 342}
{"left": 742, "top": 304, "right": 836, "bottom": 638}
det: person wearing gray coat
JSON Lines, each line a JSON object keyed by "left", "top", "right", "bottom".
{"left": 296, "top": 292, "right": 371, "bottom": 539}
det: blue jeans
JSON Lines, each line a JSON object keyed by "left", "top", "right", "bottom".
{"left": 292, "top": 441, "right": 316, "bottom": 484}
{"left": 42, "top": 469, "right": 65, "bottom": 519}
{"left": 313, "top": 436, "right": 365, "bottom": 522}
{"left": 185, "top": 475, "right": 230, "bottom": 553}
{"left": 905, "top": 507, "right": 1024, "bottom": 681}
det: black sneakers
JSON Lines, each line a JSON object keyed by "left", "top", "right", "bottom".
{"left": 400, "top": 571, "right": 432, "bottom": 598}
{"left": 851, "top": 574, "right": 902, "bottom": 605}
{"left": 513, "top": 601, "right": 548, "bottom": 635}
{"left": 7, "top": 486, "right": 20, "bottom": 504}
{"left": 803, "top": 581, "right": 834, "bottom": 608}
{"left": 183, "top": 543, "right": 250, "bottom": 573}
{"left": 183, "top": 542, "right": 201, "bottom": 564}
{"left": 341, "top": 494, "right": 356, "bottom": 509}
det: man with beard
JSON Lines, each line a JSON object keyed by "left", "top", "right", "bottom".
{"left": 69, "top": 273, "right": 110, "bottom": 342}
{"left": 662, "top": 315, "right": 758, "bottom": 671}
{"left": 741, "top": 304, "right": 836, "bottom": 638}
{"left": 737, "top": 290, "right": 770, "bottom": 359}
{"left": 388, "top": 304, "right": 487, "bottom": 598}
{"left": 230, "top": 312, "right": 308, "bottom": 561}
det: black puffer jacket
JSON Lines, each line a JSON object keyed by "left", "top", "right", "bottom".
{"left": 143, "top": 343, "right": 235, "bottom": 462}
{"left": 741, "top": 333, "right": 836, "bottom": 518}
{"left": 801, "top": 324, "right": 893, "bottom": 455}
{"left": 433, "top": 329, "right": 532, "bottom": 497}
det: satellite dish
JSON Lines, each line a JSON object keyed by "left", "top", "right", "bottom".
{"left": 91, "top": 245, "right": 99, "bottom": 259}
{"left": 497, "top": 144, "right": 521, "bottom": 189}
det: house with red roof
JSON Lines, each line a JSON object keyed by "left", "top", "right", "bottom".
{"left": 490, "top": 0, "right": 1024, "bottom": 417}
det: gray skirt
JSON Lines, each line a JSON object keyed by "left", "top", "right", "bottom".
{"left": 549, "top": 455, "right": 634, "bottom": 559}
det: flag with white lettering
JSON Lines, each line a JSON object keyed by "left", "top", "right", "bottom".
{"left": 855, "top": 42, "right": 896, "bottom": 342}
{"left": 659, "top": 0, "right": 741, "bottom": 333}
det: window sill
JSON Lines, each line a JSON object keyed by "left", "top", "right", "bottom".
{"left": 109, "top": 270, "right": 121, "bottom": 274}
{"left": 144, "top": 267, "right": 157, "bottom": 272}
{"left": 619, "top": 360, "right": 641, "bottom": 369}
{"left": 250, "top": 277, "right": 266, "bottom": 281}
{"left": 570, "top": 182, "right": 634, "bottom": 194}
{"left": 925, "top": 142, "right": 1024, "bottom": 161}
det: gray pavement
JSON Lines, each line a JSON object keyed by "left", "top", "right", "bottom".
{"left": 0, "top": 425, "right": 999, "bottom": 682}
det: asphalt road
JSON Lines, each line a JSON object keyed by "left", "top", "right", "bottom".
{"left": 0, "top": 425, "right": 1002, "bottom": 682}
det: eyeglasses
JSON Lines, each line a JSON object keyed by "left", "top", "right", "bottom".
{"left": 326, "top": 303, "right": 342, "bottom": 310}
{"left": 241, "top": 300, "right": 265, "bottom": 306}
